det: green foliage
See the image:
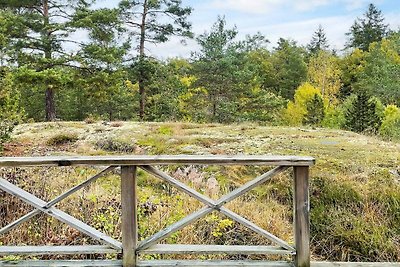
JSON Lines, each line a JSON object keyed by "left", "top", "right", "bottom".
{"left": 356, "top": 34, "right": 400, "bottom": 105}
{"left": 270, "top": 38, "right": 307, "bottom": 100}
{"left": 119, "top": 0, "right": 193, "bottom": 119}
{"left": 321, "top": 105, "right": 345, "bottom": 129}
{"left": 307, "top": 25, "right": 329, "bottom": 54}
{"left": 0, "top": 67, "right": 23, "bottom": 151}
{"left": 283, "top": 82, "right": 322, "bottom": 125}
{"left": 346, "top": 3, "right": 389, "bottom": 51}
{"left": 303, "top": 94, "right": 325, "bottom": 125}
{"left": 379, "top": 105, "right": 400, "bottom": 140}
{"left": 238, "top": 89, "right": 287, "bottom": 123}
{"left": 344, "top": 91, "right": 383, "bottom": 133}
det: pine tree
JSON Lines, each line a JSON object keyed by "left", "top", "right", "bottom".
{"left": 345, "top": 91, "right": 382, "bottom": 133}
{"left": 307, "top": 25, "right": 329, "bottom": 54}
{"left": 346, "top": 3, "right": 389, "bottom": 51}
{"left": 119, "top": 0, "right": 193, "bottom": 120}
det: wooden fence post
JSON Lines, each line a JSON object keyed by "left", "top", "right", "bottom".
{"left": 293, "top": 166, "right": 310, "bottom": 267}
{"left": 121, "top": 166, "right": 137, "bottom": 267}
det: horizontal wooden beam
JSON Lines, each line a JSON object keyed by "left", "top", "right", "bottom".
{"left": 0, "top": 245, "right": 120, "bottom": 255}
{"left": 0, "top": 155, "right": 315, "bottom": 167}
{"left": 137, "top": 260, "right": 292, "bottom": 266}
{"left": 138, "top": 244, "right": 295, "bottom": 255}
{"left": 312, "top": 263, "right": 400, "bottom": 267}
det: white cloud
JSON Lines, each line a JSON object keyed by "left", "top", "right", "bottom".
{"left": 210, "top": 0, "right": 283, "bottom": 15}
{"left": 239, "top": 15, "right": 356, "bottom": 51}
{"left": 208, "top": 0, "right": 385, "bottom": 14}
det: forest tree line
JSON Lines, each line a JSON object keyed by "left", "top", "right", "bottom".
{"left": 1, "top": 1, "right": 400, "bottom": 145}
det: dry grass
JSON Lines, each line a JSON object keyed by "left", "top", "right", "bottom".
{"left": 1, "top": 121, "right": 400, "bottom": 261}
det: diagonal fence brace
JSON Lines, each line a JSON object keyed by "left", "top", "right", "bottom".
{"left": 138, "top": 165, "right": 294, "bottom": 251}
{"left": 0, "top": 175, "right": 121, "bottom": 249}
{"left": 0, "top": 166, "right": 116, "bottom": 236}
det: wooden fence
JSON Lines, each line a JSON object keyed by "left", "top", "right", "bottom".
{"left": 2, "top": 154, "right": 387, "bottom": 267}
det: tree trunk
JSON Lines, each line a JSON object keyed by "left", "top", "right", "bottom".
{"left": 43, "top": 0, "right": 56, "bottom": 121}
{"left": 45, "top": 87, "right": 56, "bottom": 121}
{"left": 138, "top": 0, "right": 148, "bottom": 120}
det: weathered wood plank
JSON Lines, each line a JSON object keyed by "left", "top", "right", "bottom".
{"left": 136, "top": 260, "right": 292, "bottom": 266}
{"left": 294, "top": 166, "right": 310, "bottom": 267}
{"left": 121, "top": 166, "right": 137, "bottom": 267}
{"left": 137, "top": 207, "right": 214, "bottom": 251}
{"left": 0, "top": 260, "right": 122, "bottom": 267}
{"left": 312, "top": 263, "right": 400, "bottom": 267}
{"left": 0, "top": 178, "right": 122, "bottom": 249}
{"left": 0, "top": 155, "right": 315, "bottom": 167}
{"left": 140, "top": 165, "right": 216, "bottom": 206}
{"left": 215, "top": 166, "right": 288, "bottom": 207}
{"left": 0, "top": 245, "right": 120, "bottom": 255}
{"left": 139, "top": 244, "right": 295, "bottom": 255}
{"left": 220, "top": 207, "right": 295, "bottom": 251}
{"left": 0, "top": 166, "right": 115, "bottom": 235}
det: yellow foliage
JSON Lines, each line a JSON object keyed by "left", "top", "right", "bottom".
{"left": 125, "top": 80, "right": 139, "bottom": 92}
{"left": 307, "top": 50, "right": 341, "bottom": 105}
{"left": 283, "top": 101, "right": 304, "bottom": 126}
{"left": 180, "top": 76, "right": 197, "bottom": 88}
{"left": 293, "top": 82, "right": 322, "bottom": 107}
{"left": 384, "top": 104, "right": 399, "bottom": 118}
{"left": 283, "top": 82, "right": 323, "bottom": 126}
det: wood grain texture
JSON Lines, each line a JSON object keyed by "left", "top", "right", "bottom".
{"left": 121, "top": 166, "right": 137, "bottom": 267}
{"left": 0, "top": 155, "right": 315, "bottom": 167}
{"left": 0, "top": 245, "right": 120, "bottom": 255}
{"left": 136, "top": 260, "right": 292, "bottom": 266}
{"left": 139, "top": 244, "right": 295, "bottom": 255}
{"left": 294, "top": 166, "right": 310, "bottom": 267}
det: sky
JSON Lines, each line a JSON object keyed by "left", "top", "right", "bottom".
{"left": 97, "top": 0, "right": 400, "bottom": 59}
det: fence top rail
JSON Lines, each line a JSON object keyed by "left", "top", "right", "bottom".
{"left": 0, "top": 155, "right": 315, "bottom": 167}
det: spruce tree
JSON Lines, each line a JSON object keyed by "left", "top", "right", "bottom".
{"left": 303, "top": 94, "right": 325, "bottom": 125}
{"left": 345, "top": 91, "right": 382, "bottom": 133}
{"left": 346, "top": 3, "right": 389, "bottom": 51}
{"left": 307, "top": 25, "right": 329, "bottom": 54}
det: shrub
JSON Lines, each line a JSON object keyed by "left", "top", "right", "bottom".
{"left": 283, "top": 82, "right": 323, "bottom": 126}
{"left": 379, "top": 105, "right": 400, "bottom": 140}
{"left": 46, "top": 133, "right": 79, "bottom": 146}
{"left": 84, "top": 115, "right": 97, "bottom": 124}
{"left": 0, "top": 120, "right": 14, "bottom": 152}
{"left": 321, "top": 105, "right": 345, "bottom": 129}
{"left": 95, "top": 138, "right": 136, "bottom": 153}
{"left": 110, "top": 121, "right": 124, "bottom": 128}
{"left": 303, "top": 93, "right": 325, "bottom": 125}
{"left": 0, "top": 67, "right": 23, "bottom": 152}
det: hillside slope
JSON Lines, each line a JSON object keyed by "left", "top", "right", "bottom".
{"left": 1, "top": 121, "right": 400, "bottom": 261}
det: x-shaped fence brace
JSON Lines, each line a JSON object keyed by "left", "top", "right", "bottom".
{"left": 136, "top": 165, "right": 294, "bottom": 252}
{"left": 0, "top": 166, "right": 122, "bottom": 250}
{"left": 0, "top": 164, "right": 295, "bottom": 254}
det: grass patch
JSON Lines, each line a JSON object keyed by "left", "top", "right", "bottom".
{"left": 95, "top": 138, "right": 136, "bottom": 153}
{"left": 46, "top": 133, "right": 79, "bottom": 146}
